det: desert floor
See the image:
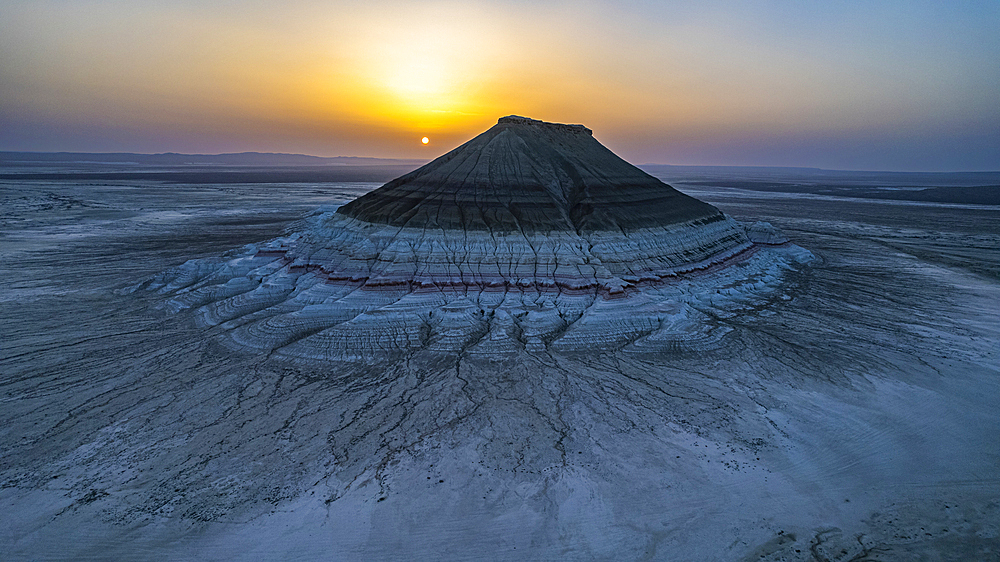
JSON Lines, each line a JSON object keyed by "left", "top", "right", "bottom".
{"left": 2, "top": 170, "right": 998, "bottom": 560}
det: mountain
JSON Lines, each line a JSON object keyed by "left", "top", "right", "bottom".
{"left": 142, "top": 116, "right": 810, "bottom": 360}
{"left": 339, "top": 116, "right": 720, "bottom": 232}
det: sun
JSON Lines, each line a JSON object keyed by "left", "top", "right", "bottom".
{"left": 421, "top": 137, "right": 429, "bottom": 145}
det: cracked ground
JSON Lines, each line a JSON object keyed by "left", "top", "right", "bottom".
{"left": 1, "top": 173, "right": 998, "bottom": 560}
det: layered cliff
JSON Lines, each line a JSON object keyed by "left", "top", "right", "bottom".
{"left": 338, "top": 115, "right": 724, "bottom": 233}
{"left": 141, "top": 116, "right": 812, "bottom": 360}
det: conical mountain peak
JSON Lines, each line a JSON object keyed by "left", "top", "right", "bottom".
{"left": 144, "top": 116, "right": 816, "bottom": 362}
{"left": 337, "top": 116, "right": 723, "bottom": 233}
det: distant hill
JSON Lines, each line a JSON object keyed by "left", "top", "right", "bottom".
{"left": 0, "top": 151, "right": 426, "bottom": 167}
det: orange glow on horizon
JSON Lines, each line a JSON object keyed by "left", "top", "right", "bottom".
{"left": 2, "top": 1, "right": 997, "bottom": 169}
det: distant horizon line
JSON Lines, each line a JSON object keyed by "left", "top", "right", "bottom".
{"left": 1, "top": 150, "right": 998, "bottom": 175}
{"left": 0, "top": 150, "right": 426, "bottom": 165}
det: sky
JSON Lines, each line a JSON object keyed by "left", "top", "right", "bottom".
{"left": 1, "top": 0, "right": 998, "bottom": 171}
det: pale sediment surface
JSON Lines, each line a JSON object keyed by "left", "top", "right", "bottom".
{"left": 139, "top": 211, "right": 804, "bottom": 361}
{"left": 1, "top": 172, "right": 999, "bottom": 560}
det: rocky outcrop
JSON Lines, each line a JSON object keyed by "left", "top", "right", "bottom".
{"left": 141, "top": 117, "right": 813, "bottom": 360}
{"left": 745, "top": 221, "right": 790, "bottom": 245}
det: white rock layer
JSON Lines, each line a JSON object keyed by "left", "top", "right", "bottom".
{"left": 141, "top": 211, "right": 812, "bottom": 361}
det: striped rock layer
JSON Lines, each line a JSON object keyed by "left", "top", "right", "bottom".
{"left": 338, "top": 115, "right": 723, "bottom": 233}
{"left": 142, "top": 117, "right": 813, "bottom": 360}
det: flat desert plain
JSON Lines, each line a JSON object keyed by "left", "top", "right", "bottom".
{"left": 1, "top": 166, "right": 998, "bottom": 560}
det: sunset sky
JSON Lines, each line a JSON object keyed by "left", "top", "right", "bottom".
{"left": 2, "top": 0, "right": 998, "bottom": 171}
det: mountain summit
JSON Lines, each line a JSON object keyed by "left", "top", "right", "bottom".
{"left": 338, "top": 116, "right": 722, "bottom": 233}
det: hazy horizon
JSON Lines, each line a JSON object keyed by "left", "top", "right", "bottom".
{"left": 2, "top": 1, "right": 999, "bottom": 172}
{"left": 4, "top": 148, "right": 1000, "bottom": 175}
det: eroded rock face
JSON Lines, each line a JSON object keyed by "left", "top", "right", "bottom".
{"left": 745, "top": 221, "right": 790, "bottom": 245}
{"left": 338, "top": 115, "right": 723, "bottom": 233}
{"left": 140, "top": 117, "right": 813, "bottom": 360}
